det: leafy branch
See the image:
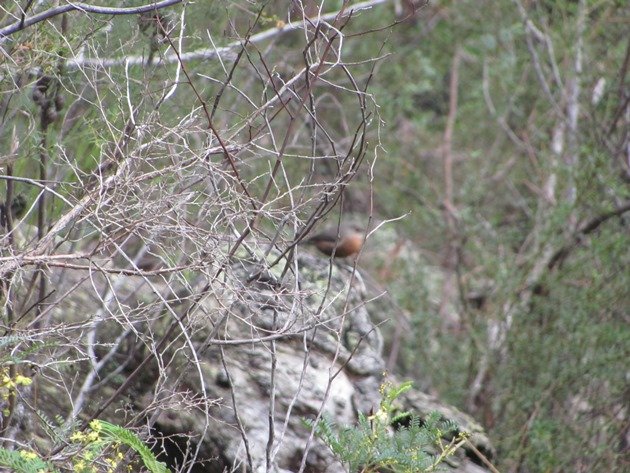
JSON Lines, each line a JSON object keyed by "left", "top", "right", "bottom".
{"left": 307, "top": 381, "right": 467, "bottom": 473}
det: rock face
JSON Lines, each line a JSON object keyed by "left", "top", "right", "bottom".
{"left": 135, "top": 253, "right": 492, "bottom": 472}
{"left": 157, "top": 254, "right": 388, "bottom": 472}
{"left": 30, "top": 247, "right": 493, "bottom": 472}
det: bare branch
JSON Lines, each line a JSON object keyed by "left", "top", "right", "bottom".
{"left": 0, "top": 0, "right": 183, "bottom": 39}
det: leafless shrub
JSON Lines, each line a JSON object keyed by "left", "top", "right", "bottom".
{"left": 0, "top": 1, "right": 393, "bottom": 470}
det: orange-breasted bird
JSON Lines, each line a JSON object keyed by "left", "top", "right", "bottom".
{"left": 306, "top": 223, "right": 365, "bottom": 258}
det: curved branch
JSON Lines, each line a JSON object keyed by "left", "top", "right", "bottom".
{"left": 0, "top": 0, "right": 183, "bottom": 39}
{"left": 64, "top": 0, "right": 391, "bottom": 68}
{"left": 548, "top": 201, "right": 630, "bottom": 269}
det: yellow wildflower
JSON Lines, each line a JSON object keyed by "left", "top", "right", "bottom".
{"left": 14, "top": 375, "right": 32, "bottom": 386}
{"left": 70, "top": 431, "right": 85, "bottom": 442}
{"left": 89, "top": 420, "right": 102, "bottom": 431}
{"left": 19, "top": 450, "right": 38, "bottom": 460}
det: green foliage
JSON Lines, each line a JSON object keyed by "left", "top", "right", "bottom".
{"left": 69, "top": 420, "right": 170, "bottom": 473}
{"left": 36, "top": 410, "right": 77, "bottom": 446}
{"left": 0, "top": 337, "right": 55, "bottom": 365}
{"left": 0, "top": 420, "right": 169, "bottom": 473}
{"left": 1, "top": 1, "right": 627, "bottom": 471}
{"left": 96, "top": 420, "right": 170, "bottom": 473}
{"left": 494, "top": 222, "right": 629, "bottom": 471}
{"left": 0, "top": 448, "right": 57, "bottom": 473}
{"left": 1, "top": 337, "right": 45, "bottom": 419}
{"left": 308, "top": 382, "right": 466, "bottom": 472}
{"left": 347, "top": 1, "right": 630, "bottom": 471}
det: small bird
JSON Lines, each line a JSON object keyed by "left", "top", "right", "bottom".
{"left": 306, "top": 223, "right": 365, "bottom": 258}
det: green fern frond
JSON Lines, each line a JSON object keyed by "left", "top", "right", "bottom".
{"left": 96, "top": 421, "right": 170, "bottom": 473}
{"left": 0, "top": 338, "right": 57, "bottom": 365}
{"left": 0, "top": 336, "right": 23, "bottom": 350}
{"left": 0, "top": 448, "right": 58, "bottom": 473}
